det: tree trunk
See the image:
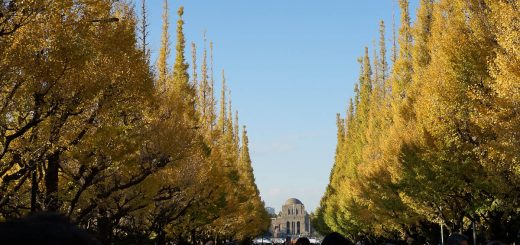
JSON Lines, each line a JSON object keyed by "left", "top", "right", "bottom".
{"left": 98, "top": 215, "right": 113, "bottom": 244}
{"left": 30, "top": 162, "right": 37, "bottom": 213}
{"left": 191, "top": 229, "right": 196, "bottom": 245}
{"left": 44, "top": 152, "right": 59, "bottom": 211}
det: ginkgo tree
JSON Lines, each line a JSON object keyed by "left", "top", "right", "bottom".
{"left": 316, "top": 0, "right": 520, "bottom": 243}
{"left": 0, "top": 0, "right": 269, "bottom": 244}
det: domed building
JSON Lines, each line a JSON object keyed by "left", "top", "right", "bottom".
{"left": 270, "top": 198, "right": 313, "bottom": 238}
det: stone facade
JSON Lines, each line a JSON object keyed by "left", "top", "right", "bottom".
{"left": 270, "top": 198, "right": 313, "bottom": 238}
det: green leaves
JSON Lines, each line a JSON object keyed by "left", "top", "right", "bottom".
{"left": 317, "top": 0, "right": 520, "bottom": 242}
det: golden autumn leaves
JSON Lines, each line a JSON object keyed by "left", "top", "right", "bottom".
{"left": 316, "top": 0, "right": 520, "bottom": 243}
{"left": 0, "top": 0, "right": 268, "bottom": 243}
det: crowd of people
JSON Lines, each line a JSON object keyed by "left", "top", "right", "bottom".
{"left": 282, "top": 232, "right": 507, "bottom": 245}
{"left": 0, "top": 212, "right": 512, "bottom": 245}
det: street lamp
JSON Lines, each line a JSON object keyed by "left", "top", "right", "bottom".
{"left": 440, "top": 221, "right": 444, "bottom": 245}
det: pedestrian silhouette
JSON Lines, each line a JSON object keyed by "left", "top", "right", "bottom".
{"left": 321, "top": 232, "right": 353, "bottom": 245}
{"left": 446, "top": 233, "right": 469, "bottom": 245}
{"left": 0, "top": 212, "right": 100, "bottom": 245}
{"left": 296, "top": 237, "right": 311, "bottom": 245}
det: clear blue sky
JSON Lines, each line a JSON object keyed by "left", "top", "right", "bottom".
{"left": 140, "top": 0, "right": 418, "bottom": 213}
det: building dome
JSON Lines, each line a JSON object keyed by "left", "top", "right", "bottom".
{"left": 285, "top": 198, "right": 303, "bottom": 205}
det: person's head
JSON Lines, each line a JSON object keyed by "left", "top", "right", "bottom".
{"left": 178, "top": 241, "right": 193, "bottom": 245}
{"left": 0, "top": 212, "right": 100, "bottom": 245}
{"left": 447, "top": 233, "right": 469, "bottom": 245}
{"left": 486, "top": 241, "right": 504, "bottom": 245}
{"left": 322, "top": 232, "right": 352, "bottom": 245}
{"left": 296, "top": 237, "right": 311, "bottom": 245}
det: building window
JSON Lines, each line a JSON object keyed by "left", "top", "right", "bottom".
{"left": 287, "top": 222, "right": 290, "bottom": 234}
{"left": 297, "top": 221, "right": 300, "bottom": 234}
{"left": 296, "top": 209, "right": 298, "bottom": 215}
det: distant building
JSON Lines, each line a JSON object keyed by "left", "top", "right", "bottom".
{"left": 270, "top": 198, "right": 313, "bottom": 238}
{"left": 266, "top": 207, "right": 276, "bottom": 216}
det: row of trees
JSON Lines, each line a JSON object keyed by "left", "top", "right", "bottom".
{"left": 0, "top": 0, "right": 269, "bottom": 243}
{"left": 315, "top": 0, "right": 520, "bottom": 244}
